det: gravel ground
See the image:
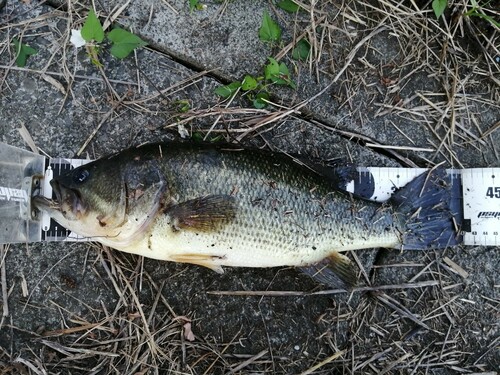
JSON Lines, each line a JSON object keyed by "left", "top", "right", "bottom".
{"left": 0, "top": 0, "right": 498, "bottom": 374}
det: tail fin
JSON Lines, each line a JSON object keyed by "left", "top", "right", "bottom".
{"left": 391, "top": 168, "right": 461, "bottom": 250}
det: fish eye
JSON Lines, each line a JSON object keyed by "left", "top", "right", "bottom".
{"left": 73, "top": 169, "right": 90, "bottom": 184}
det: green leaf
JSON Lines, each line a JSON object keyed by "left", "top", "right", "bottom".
{"left": 259, "top": 10, "right": 281, "bottom": 42}
{"left": 432, "top": 0, "right": 447, "bottom": 19}
{"left": 189, "top": 0, "right": 204, "bottom": 11}
{"left": 292, "top": 39, "right": 311, "bottom": 61}
{"left": 189, "top": 0, "right": 199, "bottom": 11}
{"left": 214, "top": 81, "right": 241, "bottom": 99}
{"left": 108, "top": 28, "right": 148, "bottom": 59}
{"left": 241, "top": 75, "right": 258, "bottom": 91}
{"left": 192, "top": 132, "right": 204, "bottom": 142}
{"left": 264, "top": 57, "right": 280, "bottom": 81}
{"left": 192, "top": 132, "right": 222, "bottom": 143}
{"left": 278, "top": 62, "right": 296, "bottom": 88}
{"left": 277, "top": 0, "right": 300, "bottom": 13}
{"left": 264, "top": 58, "right": 296, "bottom": 88}
{"left": 81, "top": 9, "right": 104, "bottom": 43}
{"left": 253, "top": 92, "right": 270, "bottom": 109}
{"left": 278, "top": 62, "right": 289, "bottom": 76}
{"left": 11, "top": 38, "right": 37, "bottom": 67}
{"left": 173, "top": 99, "right": 191, "bottom": 113}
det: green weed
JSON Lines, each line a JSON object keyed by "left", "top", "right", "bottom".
{"left": 11, "top": 38, "right": 37, "bottom": 67}
{"left": 463, "top": 0, "right": 500, "bottom": 27}
{"left": 189, "top": 0, "right": 205, "bottom": 11}
{"left": 79, "top": 8, "right": 147, "bottom": 65}
{"left": 259, "top": 10, "right": 281, "bottom": 43}
{"left": 432, "top": 0, "right": 447, "bottom": 19}
{"left": 215, "top": 9, "right": 306, "bottom": 108}
{"left": 277, "top": 0, "right": 301, "bottom": 13}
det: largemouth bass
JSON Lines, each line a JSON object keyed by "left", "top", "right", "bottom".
{"left": 34, "top": 143, "right": 458, "bottom": 287}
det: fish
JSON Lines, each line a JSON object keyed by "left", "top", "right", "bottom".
{"left": 33, "top": 142, "right": 458, "bottom": 288}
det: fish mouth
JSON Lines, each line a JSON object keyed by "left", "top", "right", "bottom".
{"left": 50, "top": 179, "right": 87, "bottom": 218}
{"left": 31, "top": 180, "right": 62, "bottom": 213}
{"left": 32, "top": 195, "right": 60, "bottom": 212}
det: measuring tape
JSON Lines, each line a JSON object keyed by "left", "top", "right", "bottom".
{"left": 2, "top": 141, "right": 496, "bottom": 246}
{"left": 39, "top": 158, "right": 92, "bottom": 242}
{"left": 38, "top": 159, "right": 499, "bottom": 247}
{"left": 340, "top": 167, "right": 499, "bottom": 246}
{"left": 460, "top": 169, "right": 499, "bottom": 246}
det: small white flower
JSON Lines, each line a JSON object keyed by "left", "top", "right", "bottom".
{"left": 70, "top": 29, "right": 86, "bottom": 48}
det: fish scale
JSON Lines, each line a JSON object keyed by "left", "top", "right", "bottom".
{"left": 145, "top": 145, "right": 400, "bottom": 267}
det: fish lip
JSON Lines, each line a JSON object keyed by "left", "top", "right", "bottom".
{"left": 50, "top": 179, "right": 62, "bottom": 204}
{"left": 32, "top": 195, "right": 57, "bottom": 212}
{"left": 30, "top": 180, "right": 63, "bottom": 213}
{"left": 50, "top": 179, "right": 86, "bottom": 217}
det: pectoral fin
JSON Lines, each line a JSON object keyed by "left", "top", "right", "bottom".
{"left": 170, "top": 253, "right": 224, "bottom": 274}
{"left": 300, "top": 251, "right": 358, "bottom": 289}
{"left": 166, "top": 195, "right": 236, "bottom": 232}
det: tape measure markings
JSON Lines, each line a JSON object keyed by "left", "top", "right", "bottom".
{"left": 39, "top": 160, "right": 500, "bottom": 247}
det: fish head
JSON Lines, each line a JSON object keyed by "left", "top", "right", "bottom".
{"left": 36, "top": 152, "right": 169, "bottom": 244}
{"left": 48, "top": 161, "right": 128, "bottom": 237}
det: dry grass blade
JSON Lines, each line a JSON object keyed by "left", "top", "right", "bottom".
{"left": 22, "top": 248, "right": 79, "bottom": 312}
{"left": 300, "top": 350, "right": 346, "bottom": 375}
{"left": 311, "top": 120, "right": 419, "bottom": 167}
{"left": 375, "top": 292, "right": 431, "bottom": 331}
{"left": 125, "top": 69, "right": 211, "bottom": 105}
{"left": 332, "top": 25, "right": 388, "bottom": 83}
{"left": 41, "top": 340, "right": 120, "bottom": 357}
{"left": 209, "top": 280, "right": 440, "bottom": 296}
{"left": 353, "top": 347, "right": 393, "bottom": 371}
{"left": 172, "top": 106, "right": 270, "bottom": 128}
{"left": 17, "top": 122, "right": 38, "bottom": 154}
{"left": 236, "top": 81, "right": 334, "bottom": 141}
{"left": 481, "top": 121, "right": 500, "bottom": 139}
{"left": 365, "top": 143, "right": 435, "bottom": 152}
{"left": 378, "top": 352, "right": 413, "bottom": 374}
{"left": 0, "top": 245, "right": 9, "bottom": 322}
{"left": 275, "top": 15, "right": 327, "bottom": 62}
{"left": 42, "top": 320, "right": 113, "bottom": 337}
{"left": 13, "top": 356, "right": 46, "bottom": 375}
{"left": 0, "top": 65, "right": 139, "bottom": 86}
{"left": 442, "top": 257, "right": 469, "bottom": 279}
{"left": 226, "top": 349, "right": 267, "bottom": 374}
{"left": 102, "top": 0, "right": 132, "bottom": 31}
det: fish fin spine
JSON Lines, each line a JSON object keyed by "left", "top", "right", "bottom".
{"left": 170, "top": 253, "right": 225, "bottom": 274}
{"left": 299, "top": 251, "right": 358, "bottom": 289}
{"left": 165, "top": 194, "right": 236, "bottom": 232}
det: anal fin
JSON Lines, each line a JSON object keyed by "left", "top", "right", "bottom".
{"left": 300, "top": 251, "right": 358, "bottom": 289}
{"left": 171, "top": 253, "right": 225, "bottom": 274}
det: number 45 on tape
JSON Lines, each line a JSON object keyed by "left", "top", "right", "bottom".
{"left": 462, "top": 169, "right": 500, "bottom": 246}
